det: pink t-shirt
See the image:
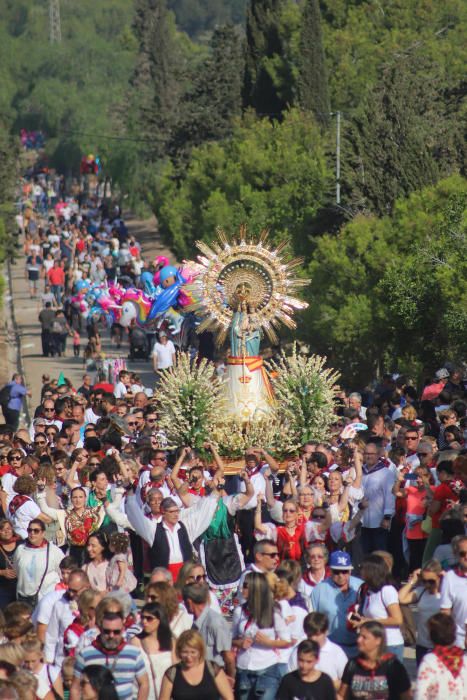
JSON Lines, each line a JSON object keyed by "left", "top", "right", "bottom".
{"left": 406, "top": 486, "right": 430, "bottom": 539}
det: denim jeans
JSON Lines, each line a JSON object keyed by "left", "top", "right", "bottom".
{"left": 235, "top": 663, "right": 286, "bottom": 700}
{"left": 387, "top": 644, "right": 404, "bottom": 662}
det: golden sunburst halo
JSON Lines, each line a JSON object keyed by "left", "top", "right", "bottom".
{"left": 185, "top": 225, "right": 309, "bottom": 345}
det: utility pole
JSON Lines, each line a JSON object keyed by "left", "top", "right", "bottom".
{"left": 49, "top": 0, "right": 62, "bottom": 43}
{"left": 335, "top": 110, "right": 341, "bottom": 205}
{"left": 329, "top": 111, "right": 341, "bottom": 205}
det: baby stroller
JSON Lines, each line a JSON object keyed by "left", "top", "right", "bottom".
{"left": 129, "top": 326, "right": 149, "bottom": 360}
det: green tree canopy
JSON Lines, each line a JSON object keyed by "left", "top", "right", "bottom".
{"left": 153, "top": 109, "right": 332, "bottom": 258}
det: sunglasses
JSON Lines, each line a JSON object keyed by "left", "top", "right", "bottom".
{"left": 458, "top": 551, "right": 467, "bottom": 557}
{"left": 127, "top": 422, "right": 137, "bottom": 427}
{"left": 283, "top": 509, "right": 297, "bottom": 513}
{"left": 27, "top": 528, "right": 42, "bottom": 534}
{"left": 141, "top": 614, "right": 157, "bottom": 622}
{"left": 313, "top": 514, "right": 326, "bottom": 520}
{"left": 405, "top": 436, "right": 418, "bottom": 441}
{"left": 101, "top": 628, "right": 123, "bottom": 636}
{"left": 189, "top": 574, "right": 207, "bottom": 583}
{"left": 417, "top": 453, "right": 430, "bottom": 457}
{"left": 262, "top": 551, "right": 279, "bottom": 558}
{"left": 10, "top": 456, "right": 22, "bottom": 461}
{"left": 421, "top": 578, "right": 437, "bottom": 584}
{"left": 43, "top": 408, "right": 54, "bottom": 412}
{"left": 34, "top": 441, "right": 47, "bottom": 445}
{"left": 331, "top": 569, "right": 350, "bottom": 575}
{"left": 146, "top": 418, "right": 157, "bottom": 423}
{"left": 88, "top": 462, "right": 100, "bottom": 467}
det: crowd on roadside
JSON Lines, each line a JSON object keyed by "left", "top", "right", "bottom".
{"left": 0, "top": 175, "right": 465, "bottom": 700}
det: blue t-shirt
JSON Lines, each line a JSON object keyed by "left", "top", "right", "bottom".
{"left": 7, "top": 382, "right": 27, "bottom": 411}
{"left": 311, "top": 575, "right": 363, "bottom": 648}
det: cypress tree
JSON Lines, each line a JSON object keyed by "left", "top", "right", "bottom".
{"left": 130, "top": 0, "right": 180, "bottom": 161}
{"left": 170, "top": 25, "right": 243, "bottom": 163}
{"left": 298, "top": 0, "right": 330, "bottom": 125}
{"left": 243, "top": 0, "right": 287, "bottom": 117}
{"left": 342, "top": 57, "right": 452, "bottom": 216}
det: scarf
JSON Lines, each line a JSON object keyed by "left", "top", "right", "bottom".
{"left": 302, "top": 567, "right": 330, "bottom": 587}
{"left": 246, "top": 464, "right": 263, "bottom": 477}
{"left": 453, "top": 567, "right": 467, "bottom": 579}
{"left": 92, "top": 636, "right": 126, "bottom": 657}
{"left": 433, "top": 645, "right": 464, "bottom": 678}
{"left": 25, "top": 539, "right": 48, "bottom": 549}
{"left": 8, "top": 494, "right": 31, "bottom": 517}
{"left": 0, "top": 535, "right": 18, "bottom": 546}
{"left": 356, "top": 652, "right": 394, "bottom": 672}
{"left": 202, "top": 498, "right": 232, "bottom": 542}
{"left": 287, "top": 591, "right": 308, "bottom": 611}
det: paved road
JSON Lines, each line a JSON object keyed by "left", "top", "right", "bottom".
{"left": 10, "top": 211, "right": 173, "bottom": 421}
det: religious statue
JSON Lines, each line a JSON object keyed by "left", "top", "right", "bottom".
{"left": 186, "top": 226, "right": 308, "bottom": 422}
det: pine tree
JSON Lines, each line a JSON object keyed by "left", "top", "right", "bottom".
{"left": 342, "top": 56, "right": 459, "bottom": 216}
{"left": 170, "top": 25, "right": 243, "bottom": 164}
{"left": 298, "top": 0, "right": 330, "bottom": 126}
{"left": 243, "top": 0, "right": 288, "bottom": 117}
{"left": 130, "top": 0, "right": 181, "bottom": 161}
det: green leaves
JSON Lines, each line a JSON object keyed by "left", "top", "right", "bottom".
{"left": 156, "top": 108, "right": 332, "bottom": 258}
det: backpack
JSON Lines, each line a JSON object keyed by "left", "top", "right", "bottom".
{"left": 0, "top": 384, "right": 12, "bottom": 408}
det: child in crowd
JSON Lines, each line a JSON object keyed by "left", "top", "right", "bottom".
{"left": 106, "top": 532, "right": 138, "bottom": 593}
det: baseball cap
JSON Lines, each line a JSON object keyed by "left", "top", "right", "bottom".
{"left": 435, "top": 368, "right": 449, "bottom": 379}
{"left": 329, "top": 550, "right": 353, "bottom": 570}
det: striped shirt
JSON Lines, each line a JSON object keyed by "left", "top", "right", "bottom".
{"left": 74, "top": 643, "right": 146, "bottom": 699}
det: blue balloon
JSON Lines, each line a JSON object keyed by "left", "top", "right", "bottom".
{"left": 74, "top": 280, "right": 88, "bottom": 293}
{"left": 147, "top": 270, "right": 185, "bottom": 321}
{"left": 159, "top": 266, "right": 178, "bottom": 285}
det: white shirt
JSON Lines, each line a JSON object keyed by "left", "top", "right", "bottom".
{"left": 232, "top": 606, "right": 291, "bottom": 671}
{"left": 1, "top": 472, "right": 18, "bottom": 497}
{"left": 13, "top": 542, "right": 64, "bottom": 600}
{"left": 7, "top": 495, "right": 41, "bottom": 538}
{"left": 361, "top": 464, "right": 396, "bottom": 528}
{"left": 44, "top": 593, "right": 76, "bottom": 665}
{"left": 239, "top": 470, "right": 266, "bottom": 509}
{"left": 114, "top": 381, "right": 130, "bottom": 398}
{"left": 412, "top": 587, "right": 441, "bottom": 648}
{"left": 32, "top": 587, "right": 65, "bottom": 626}
{"left": 162, "top": 521, "right": 183, "bottom": 563}
{"left": 361, "top": 585, "right": 404, "bottom": 647}
{"left": 288, "top": 637, "right": 348, "bottom": 680}
{"left": 439, "top": 569, "right": 467, "bottom": 647}
{"left": 36, "top": 664, "right": 60, "bottom": 700}
{"left": 152, "top": 340, "right": 175, "bottom": 369}
{"left": 125, "top": 492, "right": 220, "bottom": 548}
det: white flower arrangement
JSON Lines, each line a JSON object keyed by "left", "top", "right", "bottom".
{"left": 153, "top": 353, "right": 227, "bottom": 450}
{"left": 267, "top": 344, "right": 340, "bottom": 452}
{"left": 153, "top": 347, "right": 339, "bottom": 458}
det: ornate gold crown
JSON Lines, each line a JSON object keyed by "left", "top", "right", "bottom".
{"left": 186, "top": 225, "right": 309, "bottom": 345}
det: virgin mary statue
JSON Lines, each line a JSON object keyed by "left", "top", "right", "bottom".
{"left": 226, "top": 282, "right": 274, "bottom": 421}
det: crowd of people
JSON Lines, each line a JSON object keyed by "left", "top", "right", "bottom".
{"left": 0, "top": 178, "right": 465, "bottom": 699}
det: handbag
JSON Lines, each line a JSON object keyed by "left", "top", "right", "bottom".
{"left": 421, "top": 515, "right": 432, "bottom": 535}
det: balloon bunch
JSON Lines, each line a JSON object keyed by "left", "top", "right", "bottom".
{"left": 72, "top": 280, "right": 123, "bottom": 325}
{"left": 80, "top": 153, "right": 102, "bottom": 175}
